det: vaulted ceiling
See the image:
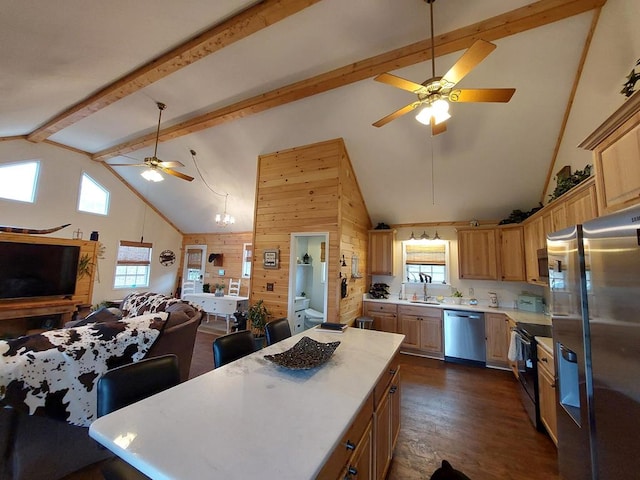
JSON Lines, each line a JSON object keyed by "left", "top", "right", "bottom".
{"left": 1, "top": 0, "right": 606, "bottom": 233}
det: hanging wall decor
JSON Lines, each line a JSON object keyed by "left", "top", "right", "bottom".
{"left": 263, "top": 249, "right": 279, "bottom": 269}
{"left": 159, "top": 250, "right": 176, "bottom": 266}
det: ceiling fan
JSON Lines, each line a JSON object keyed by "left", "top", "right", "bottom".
{"left": 372, "top": 0, "right": 515, "bottom": 135}
{"left": 108, "top": 102, "right": 194, "bottom": 182}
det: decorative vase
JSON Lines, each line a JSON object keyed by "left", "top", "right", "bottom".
{"left": 215, "top": 289, "right": 224, "bottom": 297}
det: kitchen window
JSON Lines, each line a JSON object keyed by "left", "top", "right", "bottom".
{"left": 403, "top": 240, "right": 449, "bottom": 284}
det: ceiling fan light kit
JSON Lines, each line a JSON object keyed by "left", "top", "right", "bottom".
{"left": 141, "top": 168, "right": 163, "bottom": 182}
{"left": 373, "top": 0, "right": 515, "bottom": 135}
{"left": 215, "top": 193, "right": 235, "bottom": 227}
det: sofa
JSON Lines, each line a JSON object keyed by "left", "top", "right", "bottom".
{"left": 0, "top": 292, "right": 203, "bottom": 480}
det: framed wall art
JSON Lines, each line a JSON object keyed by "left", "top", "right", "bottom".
{"left": 263, "top": 248, "right": 279, "bottom": 269}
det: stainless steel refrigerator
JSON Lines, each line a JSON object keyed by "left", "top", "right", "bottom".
{"left": 548, "top": 204, "right": 640, "bottom": 479}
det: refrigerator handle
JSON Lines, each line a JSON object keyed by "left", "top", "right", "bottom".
{"left": 560, "top": 345, "right": 577, "bottom": 363}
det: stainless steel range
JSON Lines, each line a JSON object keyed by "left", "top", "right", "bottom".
{"left": 513, "top": 322, "right": 552, "bottom": 430}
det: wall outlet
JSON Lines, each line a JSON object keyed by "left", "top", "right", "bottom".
{"left": 266, "top": 283, "right": 274, "bottom": 291}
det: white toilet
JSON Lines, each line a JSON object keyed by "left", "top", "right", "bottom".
{"left": 304, "top": 308, "right": 325, "bottom": 329}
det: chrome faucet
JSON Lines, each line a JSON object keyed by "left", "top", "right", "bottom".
{"left": 423, "top": 282, "right": 428, "bottom": 301}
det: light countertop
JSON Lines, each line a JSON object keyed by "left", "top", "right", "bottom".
{"left": 364, "top": 297, "right": 551, "bottom": 326}
{"left": 536, "top": 336, "right": 554, "bottom": 353}
{"left": 90, "top": 327, "right": 404, "bottom": 480}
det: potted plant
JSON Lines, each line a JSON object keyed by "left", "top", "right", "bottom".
{"left": 452, "top": 290, "right": 463, "bottom": 305}
{"left": 248, "top": 299, "right": 270, "bottom": 349}
{"left": 213, "top": 283, "right": 225, "bottom": 297}
{"left": 202, "top": 283, "right": 211, "bottom": 293}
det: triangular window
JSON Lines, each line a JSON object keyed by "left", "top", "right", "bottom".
{"left": 0, "top": 160, "right": 40, "bottom": 203}
{"left": 78, "top": 173, "right": 110, "bottom": 215}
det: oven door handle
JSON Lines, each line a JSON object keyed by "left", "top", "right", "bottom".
{"left": 514, "top": 331, "right": 531, "bottom": 347}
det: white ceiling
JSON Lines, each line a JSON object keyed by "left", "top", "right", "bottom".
{"left": 1, "top": 0, "right": 599, "bottom": 233}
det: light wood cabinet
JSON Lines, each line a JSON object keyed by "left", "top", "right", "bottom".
{"left": 368, "top": 230, "right": 396, "bottom": 276}
{"left": 373, "top": 362, "right": 401, "bottom": 480}
{"left": 457, "top": 226, "right": 525, "bottom": 282}
{"left": 537, "top": 342, "right": 557, "bottom": 446}
{"left": 397, "top": 305, "right": 443, "bottom": 358}
{"left": 523, "top": 215, "right": 545, "bottom": 284}
{"left": 485, "top": 313, "right": 510, "bottom": 368}
{"left": 498, "top": 225, "right": 526, "bottom": 282}
{"left": 457, "top": 228, "right": 498, "bottom": 280}
{"left": 564, "top": 181, "right": 598, "bottom": 226}
{"left": 364, "top": 302, "right": 397, "bottom": 333}
{"left": 341, "top": 421, "right": 373, "bottom": 480}
{"left": 580, "top": 91, "right": 640, "bottom": 215}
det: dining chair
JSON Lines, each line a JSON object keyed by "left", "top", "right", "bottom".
{"left": 228, "top": 278, "right": 241, "bottom": 296}
{"left": 96, "top": 355, "right": 181, "bottom": 480}
{"left": 212, "top": 330, "right": 255, "bottom": 368}
{"left": 180, "top": 280, "right": 196, "bottom": 299}
{"left": 265, "top": 317, "right": 292, "bottom": 346}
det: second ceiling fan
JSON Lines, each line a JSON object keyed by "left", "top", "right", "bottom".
{"left": 373, "top": 0, "right": 515, "bottom": 135}
{"left": 108, "top": 102, "right": 194, "bottom": 182}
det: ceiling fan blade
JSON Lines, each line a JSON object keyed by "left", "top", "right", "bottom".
{"left": 157, "top": 160, "right": 185, "bottom": 168}
{"left": 374, "top": 73, "right": 427, "bottom": 94}
{"left": 441, "top": 40, "right": 496, "bottom": 87}
{"left": 431, "top": 117, "right": 447, "bottom": 136}
{"left": 449, "top": 88, "right": 515, "bottom": 103}
{"left": 107, "top": 163, "right": 147, "bottom": 167}
{"left": 159, "top": 167, "right": 194, "bottom": 182}
{"left": 373, "top": 102, "right": 421, "bottom": 127}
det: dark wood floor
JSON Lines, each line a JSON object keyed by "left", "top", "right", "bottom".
{"left": 189, "top": 330, "right": 559, "bottom": 480}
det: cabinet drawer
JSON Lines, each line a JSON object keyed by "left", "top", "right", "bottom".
{"left": 537, "top": 344, "right": 554, "bottom": 377}
{"left": 316, "top": 393, "right": 374, "bottom": 479}
{"left": 364, "top": 303, "right": 397, "bottom": 315}
{"left": 373, "top": 355, "right": 400, "bottom": 409}
{"left": 397, "top": 305, "right": 441, "bottom": 318}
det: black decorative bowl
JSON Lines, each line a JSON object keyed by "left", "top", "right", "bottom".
{"left": 264, "top": 336, "right": 340, "bottom": 370}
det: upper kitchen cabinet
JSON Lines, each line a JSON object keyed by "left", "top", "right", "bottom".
{"left": 580, "top": 91, "right": 640, "bottom": 215}
{"left": 457, "top": 226, "right": 525, "bottom": 282}
{"left": 369, "top": 229, "right": 396, "bottom": 276}
{"left": 458, "top": 228, "right": 498, "bottom": 280}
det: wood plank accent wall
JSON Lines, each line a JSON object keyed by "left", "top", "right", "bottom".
{"left": 252, "top": 138, "right": 371, "bottom": 324}
{"left": 181, "top": 232, "right": 252, "bottom": 297}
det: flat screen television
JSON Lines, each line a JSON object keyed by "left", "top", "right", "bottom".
{"left": 0, "top": 241, "right": 80, "bottom": 300}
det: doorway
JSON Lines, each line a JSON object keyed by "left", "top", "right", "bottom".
{"left": 181, "top": 245, "right": 207, "bottom": 297}
{"left": 288, "top": 233, "right": 329, "bottom": 333}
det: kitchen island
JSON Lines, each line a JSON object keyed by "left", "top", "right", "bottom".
{"left": 90, "top": 327, "right": 404, "bottom": 480}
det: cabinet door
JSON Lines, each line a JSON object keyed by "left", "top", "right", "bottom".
{"left": 457, "top": 228, "right": 498, "bottom": 280}
{"left": 344, "top": 422, "right": 373, "bottom": 480}
{"left": 369, "top": 230, "right": 395, "bottom": 275}
{"left": 565, "top": 183, "right": 598, "bottom": 226}
{"left": 499, "top": 226, "right": 526, "bottom": 282}
{"left": 374, "top": 390, "right": 391, "bottom": 480}
{"left": 593, "top": 112, "right": 640, "bottom": 214}
{"left": 485, "top": 313, "right": 509, "bottom": 368}
{"left": 419, "top": 316, "right": 443, "bottom": 357}
{"left": 523, "top": 216, "right": 545, "bottom": 283}
{"left": 538, "top": 362, "right": 558, "bottom": 446}
{"left": 398, "top": 315, "right": 420, "bottom": 349}
{"left": 390, "top": 369, "right": 401, "bottom": 451}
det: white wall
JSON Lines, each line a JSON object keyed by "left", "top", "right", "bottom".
{"left": 0, "top": 139, "right": 183, "bottom": 305}
{"left": 546, "top": 0, "right": 640, "bottom": 199}
{"left": 372, "top": 226, "right": 544, "bottom": 309}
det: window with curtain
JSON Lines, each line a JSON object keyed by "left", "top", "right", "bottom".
{"left": 114, "top": 240, "right": 152, "bottom": 288}
{"left": 403, "top": 241, "right": 449, "bottom": 284}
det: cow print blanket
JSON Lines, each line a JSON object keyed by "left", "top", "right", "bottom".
{"left": 0, "top": 312, "right": 167, "bottom": 427}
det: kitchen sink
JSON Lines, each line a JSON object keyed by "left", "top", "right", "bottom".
{"left": 409, "top": 300, "right": 440, "bottom": 305}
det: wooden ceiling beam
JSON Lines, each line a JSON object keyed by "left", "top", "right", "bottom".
{"left": 26, "top": 0, "right": 323, "bottom": 143}
{"left": 92, "top": 0, "right": 606, "bottom": 162}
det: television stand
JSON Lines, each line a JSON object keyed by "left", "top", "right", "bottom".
{"left": 0, "top": 299, "right": 77, "bottom": 338}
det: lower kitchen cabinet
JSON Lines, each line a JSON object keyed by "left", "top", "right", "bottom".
{"left": 341, "top": 421, "right": 373, "bottom": 480}
{"left": 537, "top": 343, "right": 558, "bottom": 446}
{"left": 373, "top": 362, "right": 401, "bottom": 480}
{"left": 485, "top": 313, "right": 510, "bottom": 368}
{"left": 397, "top": 305, "right": 443, "bottom": 358}
{"left": 364, "top": 302, "right": 398, "bottom": 333}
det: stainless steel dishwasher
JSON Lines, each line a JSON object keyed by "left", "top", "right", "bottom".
{"left": 443, "top": 310, "right": 486, "bottom": 366}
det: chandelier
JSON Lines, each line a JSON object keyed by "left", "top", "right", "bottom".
{"left": 215, "top": 194, "right": 235, "bottom": 227}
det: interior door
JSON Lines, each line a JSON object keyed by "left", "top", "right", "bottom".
{"left": 181, "top": 245, "right": 207, "bottom": 297}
